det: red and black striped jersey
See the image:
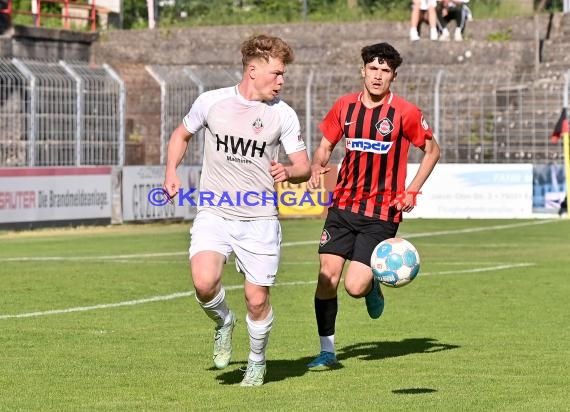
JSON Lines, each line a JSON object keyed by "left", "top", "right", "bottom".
{"left": 319, "top": 91, "right": 433, "bottom": 222}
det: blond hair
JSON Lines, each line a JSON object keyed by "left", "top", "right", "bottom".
{"left": 241, "top": 34, "right": 294, "bottom": 68}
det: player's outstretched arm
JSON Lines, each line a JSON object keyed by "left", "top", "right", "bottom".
{"left": 400, "top": 137, "right": 441, "bottom": 212}
{"left": 163, "top": 123, "right": 193, "bottom": 199}
{"left": 307, "top": 137, "right": 335, "bottom": 190}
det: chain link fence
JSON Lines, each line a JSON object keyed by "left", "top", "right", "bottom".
{"left": 148, "top": 64, "right": 568, "bottom": 167}
{"left": 1, "top": 61, "right": 568, "bottom": 168}
{"left": 145, "top": 65, "right": 241, "bottom": 166}
{"left": 0, "top": 58, "right": 124, "bottom": 167}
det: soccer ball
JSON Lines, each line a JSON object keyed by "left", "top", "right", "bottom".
{"left": 370, "top": 237, "right": 420, "bottom": 288}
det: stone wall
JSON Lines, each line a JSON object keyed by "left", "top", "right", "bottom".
{"left": 0, "top": 36, "right": 10, "bottom": 56}
{"left": 90, "top": 14, "right": 567, "bottom": 165}
{"left": 90, "top": 15, "right": 561, "bottom": 68}
{"left": 0, "top": 25, "right": 98, "bottom": 61}
{"left": 2, "top": 13, "right": 568, "bottom": 165}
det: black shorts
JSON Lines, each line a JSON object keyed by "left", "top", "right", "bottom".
{"left": 318, "top": 207, "right": 399, "bottom": 266}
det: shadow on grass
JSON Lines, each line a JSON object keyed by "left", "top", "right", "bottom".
{"left": 214, "top": 337, "right": 459, "bottom": 385}
{"left": 392, "top": 388, "right": 438, "bottom": 394}
{"left": 214, "top": 355, "right": 333, "bottom": 385}
{"left": 338, "top": 337, "right": 460, "bottom": 362}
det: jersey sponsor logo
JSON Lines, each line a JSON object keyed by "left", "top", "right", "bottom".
{"left": 252, "top": 117, "right": 264, "bottom": 134}
{"left": 376, "top": 118, "right": 394, "bottom": 136}
{"left": 320, "top": 229, "right": 331, "bottom": 246}
{"left": 344, "top": 121, "right": 356, "bottom": 126}
{"left": 216, "top": 134, "right": 266, "bottom": 157}
{"left": 226, "top": 155, "right": 253, "bottom": 164}
{"left": 421, "top": 115, "right": 429, "bottom": 130}
{"left": 345, "top": 138, "right": 393, "bottom": 154}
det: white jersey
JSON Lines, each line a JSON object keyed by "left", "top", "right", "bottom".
{"left": 183, "top": 85, "right": 306, "bottom": 220}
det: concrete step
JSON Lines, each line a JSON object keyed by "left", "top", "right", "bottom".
{"left": 557, "top": 12, "right": 570, "bottom": 37}
{"left": 541, "top": 39, "right": 570, "bottom": 65}
{"left": 92, "top": 16, "right": 554, "bottom": 68}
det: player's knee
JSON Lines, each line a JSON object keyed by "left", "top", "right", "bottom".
{"left": 245, "top": 297, "right": 269, "bottom": 319}
{"left": 316, "top": 270, "right": 340, "bottom": 293}
{"left": 343, "top": 282, "right": 365, "bottom": 298}
{"left": 194, "top": 287, "right": 218, "bottom": 303}
{"left": 343, "top": 275, "right": 369, "bottom": 298}
{"left": 192, "top": 276, "right": 220, "bottom": 301}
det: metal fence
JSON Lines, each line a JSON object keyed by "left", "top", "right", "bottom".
{"left": 289, "top": 65, "right": 570, "bottom": 165}
{"left": 146, "top": 65, "right": 242, "bottom": 166}
{"left": 149, "top": 64, "right": 569, "bottom": 166}
{"left": 0, "top": 58, "right": 124, "bottom": 167}
{"left": 1, "top": 61, "right": 568, "bottom": 168}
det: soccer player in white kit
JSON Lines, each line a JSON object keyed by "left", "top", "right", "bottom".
{"left": 163, "top": 34, "right": 310, "bottom": 386}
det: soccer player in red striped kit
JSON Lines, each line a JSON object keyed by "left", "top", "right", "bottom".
{"left": 306, "top": 42, "right": 440, "bottom": 369}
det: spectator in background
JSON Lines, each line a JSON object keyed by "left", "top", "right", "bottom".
{"left": 410, "top": 0, "right": 438, "bottom": 41}
{"left": 437, "top": 0, "right": 471, "bottom": 42}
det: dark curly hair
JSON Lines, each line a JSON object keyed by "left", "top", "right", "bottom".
{"left": 361, "top": 43, "right": 403, "bottom": 72}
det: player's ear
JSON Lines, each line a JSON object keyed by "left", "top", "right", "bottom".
{"left": 248, "top": 63, "right": 257, "bottom": 79}
{"left": 360, "top": 65, "right": 365, "bottom": 78}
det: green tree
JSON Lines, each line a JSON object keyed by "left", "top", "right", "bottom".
{"left": 123, "top": 0, "right": 149, "bottom": 29}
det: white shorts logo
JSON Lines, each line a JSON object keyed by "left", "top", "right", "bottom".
{"left": 345, "top": 138, "right": 393, "bottom": 154}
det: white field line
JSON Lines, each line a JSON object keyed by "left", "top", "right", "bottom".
{"left": 0, "top": 251, "right": 187, "bottom": 262}
{"left": 0, "top": 219, "right": 555, "bottom": 263}
{"left": 419, "top": 262, "right": 533, "bottom": 276}
{"left": 0, "top": 263, "right": 534, "bottom": 320}
{"left": 400, "top": 219, "right": 554, "bottom": 239}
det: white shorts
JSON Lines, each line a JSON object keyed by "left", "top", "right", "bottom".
{"left": 189, "top": 211, "right": 282, "bottom": 286}
{"left": 419, "top": 0, "right": 436, "bottom": 10}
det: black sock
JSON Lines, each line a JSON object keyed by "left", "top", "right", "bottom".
{"left": 315, "top": 296, "right": 338, "bottom": 336}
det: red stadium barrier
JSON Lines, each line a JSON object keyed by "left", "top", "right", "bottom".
{"left": 1, "top": 0, "right": 97, "bottom": 32}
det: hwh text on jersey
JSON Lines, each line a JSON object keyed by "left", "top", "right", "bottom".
{"left": 345, "top": 138, "right": 393, "bottom": 154}
{"left": 216, "top": 134, "right": 266, "bottom": 157}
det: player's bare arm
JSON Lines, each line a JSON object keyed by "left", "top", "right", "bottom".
{"left": 270, "top": 150, "right": 311, "bottom": 184}
{"left": 163, "top": 123, "right": 193, "bottom": 199}
{"left": 307, "top": 137, "right": 334, "bottom": 190}
{"left": 399, "top": 137, "right": 441, "bottom": 212}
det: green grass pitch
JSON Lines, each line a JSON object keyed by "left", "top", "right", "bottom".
{"left": 1, "top": 218, "right": 569, "bottom": 411}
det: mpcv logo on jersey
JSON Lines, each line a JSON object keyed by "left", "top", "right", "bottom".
{"left": 345, "top": 138, "right": 393, "bottom": 154}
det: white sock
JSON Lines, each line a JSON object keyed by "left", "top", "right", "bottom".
{"left": 196, "top": 287, "right": 231, "bottom": 327}
{"left": 430, "top": 27, "right": 438, "bottom": 40}
{"left": 320, "top": 335, "right": 335, "bottom": 354}
{"left": 246, "top": 308, "right": 274, "bottom": 363}
{"left": 410, "top": 27, "right": 420, "bottom": 41}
